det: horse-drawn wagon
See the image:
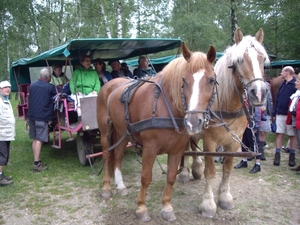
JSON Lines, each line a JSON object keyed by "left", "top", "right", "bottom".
{"left": 10, "top": 38, "right": 182, "bottom": 166}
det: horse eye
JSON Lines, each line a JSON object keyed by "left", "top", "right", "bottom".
{"left": 209, "top": 77, "right": 215, "bottom": 85}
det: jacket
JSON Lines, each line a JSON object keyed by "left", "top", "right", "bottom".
{"left": 27, "top": 79, "right": 57, "bottom": 121}
{"left": 272, "top": 77, "right": 297, "bottom": 116}
{"left": 286, "top": 99, "right": 300, "bottom": 129}
{"left": 69, "top": 66, "right": 100, "bottom": 95}
{"left": 0, "top": 94, "right": 15, "bottom": 141}
{"left": 133, "top": 67, "right": 156, "bottom": 78}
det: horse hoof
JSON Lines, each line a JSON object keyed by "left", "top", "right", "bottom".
{"left": 177, "top": 167, "right": 190, "bottom": 184}
{"left": 219, "top": 201, "right": 234, "bottom": 210}
{"left": 117, "top": 188, "right": 129, "bottom": 196}
{"left": 136, "top": 211, "right": 151, "bottom": 222}
{"left": 177, "top": 173, "right": 190, "bottom": 184}
{"left": 192, "top": 170, "right": 202, "bottom": 180}
{"left": 201, "top": 209, "right": 215, "bottom": 218}
{"left": 161, "top": 210, "right": 176, "bottom": 221}
{"left": 101, "top": 190, "right": 112, "bottom": 199}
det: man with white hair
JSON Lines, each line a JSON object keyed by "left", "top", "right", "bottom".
{"left": 0, "top": 80, "right": 15, "bottom": 186}
{"left": 27, "top": 68, "right": 56, "bottom": 172}
{"left": 272, "top": 66, "right": 297, "bottom": 167}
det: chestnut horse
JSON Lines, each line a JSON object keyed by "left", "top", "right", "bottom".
{"left": 97, "top": 43, "right": 217, "bottom": 222}
{"left": 178, "top": 28, "right": 269, "bottom": 218}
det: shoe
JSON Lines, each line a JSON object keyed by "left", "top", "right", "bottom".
{"left": 0, "top": 172, "right": 13, "bottom": 181}
{"left": 291, "top": 165, "right": 300, "bottom": 171}
{"left": 0, "top": 175, "right": 13, "bottom": 186}
{"left": 282, "top": 147, "right": 290, "bottom": 153}
{"left": 288, "top": 153, "right": 295, "bottom": 167}
{"left": 234, "top": 160, "right": 248, "bottom": 169}
{"left": 273, "top": 152, "right": 280, "bottom": 166}
{"left": 33, "top": 162, "right": 48, "bottom": 172}
{"left": 263, "top": 143, "right": 269, "bottom": 149}
{"left": 249, "top": 164, "right": 261, "bottom": 173}
{"left": 39, "top": 160, "right": 47, "bottom": 167}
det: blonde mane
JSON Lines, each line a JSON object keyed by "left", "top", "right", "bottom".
{"left": 161, "top": 52, "right": 210, "bottom": 113}
{"left": 214, "top": 35, "right": 270, "bottom": 110}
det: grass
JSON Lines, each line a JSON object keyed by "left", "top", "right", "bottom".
{"left": 1, "top": 93, "right": 300, "bottom": 225}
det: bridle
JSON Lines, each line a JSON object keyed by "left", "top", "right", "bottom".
{"left": 181, "top": 73, "right": 217, "bottom": 129}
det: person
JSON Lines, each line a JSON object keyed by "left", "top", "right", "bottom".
{"left": 121, "top": 62, "right": 129, "bottom": 71}
{"left": 93, "top": 58, "right": 112, "bottom": 86}
{"left": 133, "top": 56, "right": 156, "bottom": 78}
{"left": 287, "top": 74, "right": 300, "bottom": 174}
{"left": 272, "top": 66, "right": 297, "bottom": 167}
{"left": 234, "top": 107, "right": 262, "bottom": 173}
{"left": 69, "top": 55, "right": 100, "bottom": 121}
{"left": 27, "top": 68, "right": 57, "bottom": 172}
{"left": 50, "top": 63, "right": 69, "bottom": 90}
{"left": 258, "top": 80, "right": 273, "bottom": 160}
{"left": 0, "top": 81, "right": 15, "bottom": 186}
{"left": 109, "top": 59, "right": 133, "bottom": 79}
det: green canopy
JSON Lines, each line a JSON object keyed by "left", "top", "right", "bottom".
{"left": 10, "top": 38, "right": 182, "bottom": 91}
{"left": 266, "top": 60, "right": 300, "bottom": 69}
{"left": 125, "top": 52, "right": 225, "bottom": 67}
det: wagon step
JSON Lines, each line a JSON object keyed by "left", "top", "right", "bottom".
{"left": 183, "top": 151, "right": 260, "bottom": 157}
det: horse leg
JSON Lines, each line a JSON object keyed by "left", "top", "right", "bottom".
{"left": 218, "top": 155, "right": 234, "bottom": 210}
{"left": 161, "top": 152, "right": 183, "bottom": 221}
{"left": 114, "top": 141, "right": 129, "bottom": 196}
{"left": 135, "top": 147, "right": 156, "bottom": 222}
{"left": 199, "top": 154, "right": 217, "bottom": 218}
{"left": 100, "top": 127, "right": 113, "bottom": 199}
{"left": 177, "top": 152, "right": 190, "bottom": 184}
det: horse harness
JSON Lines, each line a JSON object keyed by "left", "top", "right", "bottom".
{"left": 106, "top": 76, "right": 216, "bottom": 153}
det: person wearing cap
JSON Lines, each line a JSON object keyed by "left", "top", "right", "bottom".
{"left": 69, "top": 55, "right": 100, "bottom": 121}
{"left": 109, "top": 59, "right": 133, "bottom": 79}
{"left": 28, "top": 68, "right": 57, "bottom": 172}
{"left": 93, "top": 58, "right": 112, "bottom": 86}
{"left": 272, "top": 66, "right": 297, "bottom": 167}
{"left": 133, "top": 56, "right": 156, "bottom": 78}
{"left": 50, "top": 63, "right": 69, "bottom": 90}
{"left": 0, "top": 80, "right": 15, "bottom": 185}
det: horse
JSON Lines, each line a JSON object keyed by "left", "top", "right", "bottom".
{"left": 96, "top": 42, "right": 217, "bottom": 222}
{"left": 177, "top": 28, "right": 269, "bottom": 218}
{"left": 270, "top": 74, "right": 284, "bottom": 108}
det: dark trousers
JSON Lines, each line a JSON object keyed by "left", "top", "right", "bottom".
{"left": 0, "top": 141, "right": 11, "bottom": 165}
{"left": 241, "top": 128, "right": 261, "bottom": 160}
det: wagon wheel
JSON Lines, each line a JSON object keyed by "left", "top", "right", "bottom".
{"left": 76, "top": 132, "right": 94, "bottom": 166}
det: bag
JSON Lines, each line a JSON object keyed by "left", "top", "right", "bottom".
{"left": 271, "top": 121, "right": 277, "bottom": 133}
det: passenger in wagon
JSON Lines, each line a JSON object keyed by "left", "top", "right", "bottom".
{"left": 133, "top": 56, "right": 156, "bottom": 78}
{"left": 69, "top": 55, "right": 100, "bottom": 121}
{"left": 50, "top": 63, "right": 69, "bottom": 91}
{"left": 109, "top": 59, "right": 133, "bottom": 79}
{"left": 93, "top": 58, "right": 112, "bottom": 86}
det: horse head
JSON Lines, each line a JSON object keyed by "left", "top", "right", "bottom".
{"left": 231, "top": 28, "right": 269, "bottom": 107}
{"left": 181, "top": 43, "right": 217, "bottom": 135}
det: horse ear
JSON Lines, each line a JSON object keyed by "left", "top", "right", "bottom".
{"left": 206, "top": 46, "right": 216, "bottom": 64}
{"left": 234, "top": 28, "right": 243, "bottom": 44}
{"left": 255, "top": 28, "right": 264, "bottom": 44}
{"left": 182, "top": 42, "right": 192, "bottom": 61}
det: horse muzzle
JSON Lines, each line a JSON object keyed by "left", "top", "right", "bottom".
{"left": 184, "top": 112, "right": 205, "bottom": 135}
{"left": 247, "top": 83, "right": 267, "bottom": 106}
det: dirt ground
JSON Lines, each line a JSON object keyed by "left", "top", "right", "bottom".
{"left": 1, "top": 145, "right": 300, "bottom": 225}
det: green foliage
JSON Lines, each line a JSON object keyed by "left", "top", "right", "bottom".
{"left": 0, "top": 0, "right": 299, "bottom": 82}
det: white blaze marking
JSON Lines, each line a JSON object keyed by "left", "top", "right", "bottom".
{"left": 115, "top": 168, "right": 126, "bottom": 190}
{"left": 248, "top": 47, "right": 263, "bottom": 101}
{"left": 189, "top": 69, "right": 205, "bottom": 111}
